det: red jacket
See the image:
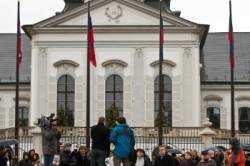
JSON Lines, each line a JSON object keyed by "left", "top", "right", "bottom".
{"left": 229, "top": 150, "right": 246, "bottom": 166}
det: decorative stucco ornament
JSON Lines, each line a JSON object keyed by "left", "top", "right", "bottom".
{"left": 105, "top": 5, "right": 123, "bottom": 23}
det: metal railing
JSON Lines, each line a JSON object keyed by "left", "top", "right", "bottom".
{"left": 0, "top": 126, "right": 244, "bottom": 138}
{"left": 0, "top": 126, "right": 249, "bottom": 157}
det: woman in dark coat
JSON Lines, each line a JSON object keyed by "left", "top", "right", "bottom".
{"left": 75, "top": 146, "right": 90, "bottom": 166}
{"left": 19, "top": 152, "right": 33, "bottom": 166}
{"left": 132, "top": 148, "right": 151, "bottom": 166}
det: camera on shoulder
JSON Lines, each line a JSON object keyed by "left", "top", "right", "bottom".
{"left": 37, "top": 113, "right": 57, "bottom": 128}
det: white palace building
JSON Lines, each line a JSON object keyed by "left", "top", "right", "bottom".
{"left": 0, "top": 0, "right": 250, "bottom": 135}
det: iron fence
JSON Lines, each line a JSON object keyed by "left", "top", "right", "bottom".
{"left": 0, "top": 127, "right": 250, "bottom": 159}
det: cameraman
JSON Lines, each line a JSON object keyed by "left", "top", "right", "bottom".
{"left": 40, "top": 115, "right": 61, "bottom": 166}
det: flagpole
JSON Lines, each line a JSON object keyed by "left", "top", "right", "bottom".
{"left": 14, "top": 0, "right": 20, "bottom": 162}
{"left": 229, "top": 0, "right": 235, "bottom": 137}
{"left": 86, "top": 1, "right": 91, "bottom": 148}
{"left": 158, "top": 0, "right": 164, "bottom": 146}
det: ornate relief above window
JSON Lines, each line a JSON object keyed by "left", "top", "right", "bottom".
{"left": 102, "top": 59, "right": 128, "bottom": 68}
{"left": 54, "top": 60, "right": 79, "bottom": 79}
{"left": 150, "top": 60, "right": 176, "bottom": 68}
{"left": 236, "top": 96, "right": 250, "bottom": 102}
{"left": 53, "top": 60, "right": 79, "bottom": 68}
{"left": 203, "top": 95, "right": 223, "bottom": 102}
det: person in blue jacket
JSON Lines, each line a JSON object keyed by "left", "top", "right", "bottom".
{"left": 110, "top": 117, "right": 135, "bottom": 166}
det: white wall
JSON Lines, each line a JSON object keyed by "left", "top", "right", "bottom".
{"left": 29, "top": 28, "right": 201, "bottom": 127}
{"left": 0, "top": 85, "right": 30, "bottom": 129}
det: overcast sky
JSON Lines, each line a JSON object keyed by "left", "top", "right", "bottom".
{"left": 0, "top": 0, "right": 249, "bottom": 33}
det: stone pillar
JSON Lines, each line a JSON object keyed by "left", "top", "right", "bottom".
{"left": 200, "top": 118, "right": 216, "bottom": 148}
{"left": 30, "top": 127, "right": 43, "bottom": 156}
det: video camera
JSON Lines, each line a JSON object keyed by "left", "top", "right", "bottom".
{"left": 37, "top": 113, "right": 57, "bottom": 128}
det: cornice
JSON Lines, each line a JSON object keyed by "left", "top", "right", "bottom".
{"left": 34, "top": 40, "right": 199, "bottom": 48}
{"left": 29, "top": 26, "right": 200, "bottom": 36}
{"left": 0, "top": 83, "right": 30, "bottom": 91}
{"left": 201, "top": 84, "right": 250, "bottom": 91}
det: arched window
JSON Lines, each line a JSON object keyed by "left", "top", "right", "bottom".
{"left": 57, "top": 75, "right": 75, "bottom": 127}
{"left": 207, "top": 107, "right": 220, "bottom": 129}
{"left": 19, "top": 107, "right": 29, "bottom": 127}
{"left": 105, "top": 75, "right": 123, "bottom": 128}
{"left": 154, "top": 75, "right": 172, "bottom": 127}
{"left": 239, "top": 107, "right": 250, "bottom": 133}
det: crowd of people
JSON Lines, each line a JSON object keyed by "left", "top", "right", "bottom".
{"left": 0, "top": 116, "right": 249, "bottom": 166}
{"left": 2, "top": 139, "right": 248, "bottom": 166}
{"left": 0, "top": 148, "right": 40, "bottom": 166}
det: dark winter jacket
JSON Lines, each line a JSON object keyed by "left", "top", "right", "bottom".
{"left": 91, "top": 123, "right": 110, "bottom": 155}
{"left": 42, "top": 126, "right": 60, "bottom": 155}
{"left": 110, "top": 124, "right": 135, "bottom": 159}
{"left": 60, "top": 150, "right": 76, "bottom": 166}
{"left": 214, "top": 155, "right": 223, "bottom": 166}
{"left": 19, "top": 152, "right": 33, "bottom": 166}
{"left": 154, "top": 155, "right": 173, "bottom": 166}
{"left": 19, "top": 159, "right": 33, "bottom": 166}
{"left": 193, "top": 156, "right": 201, "bottom": 166}
{"left": 74, "top": 151, "right": 90, "bottom": 166}
{"left": 197, "top": 159, "right": 216, "bottom": 166}
{"left": 0, "top": 156, "right": 7, "bottom": 166}
{"left": 180, "top": 159, "right": 196, "bottom": 166}
{"left": 172, "top": 157, "right": 180, "bottom": 166}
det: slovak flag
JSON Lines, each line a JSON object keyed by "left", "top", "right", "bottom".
{"left": 228, "top": 0, "right": 235, "bottom": 68}
{"left": 17, "top": 1, "right": 22, "bottom": 65}
{"left": 88, "top": 15, "right": 96, "bottom": 67}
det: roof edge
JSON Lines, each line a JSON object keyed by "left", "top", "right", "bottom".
{"left": 22, "top": 25, "right": 33, "bottom": 39}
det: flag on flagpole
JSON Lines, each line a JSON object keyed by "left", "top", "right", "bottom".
{"left": 159, "top": 2, "right": 164, "bottom": 62}
{"left": 88, "top": 13, "right": 96, "bottom": 67}
{"left": 17, "top": 1, "right": 22, "bottom": 65}
{"left": 228, "top": 0, "right": 235, "bottom": 68}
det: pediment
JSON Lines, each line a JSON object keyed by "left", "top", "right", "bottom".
{"left": 32, "top": 0, "right": 199, "bottom": 28}
{"left": 58, "top": 1, "right": 174, "bottom": 26}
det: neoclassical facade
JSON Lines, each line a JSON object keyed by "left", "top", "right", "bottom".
{"left": 0, "top": 0, "right": 249, "bottom": 135}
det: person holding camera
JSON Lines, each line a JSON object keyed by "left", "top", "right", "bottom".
{"left": 40, "top": 114, "right": 61, "bottom": 166}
